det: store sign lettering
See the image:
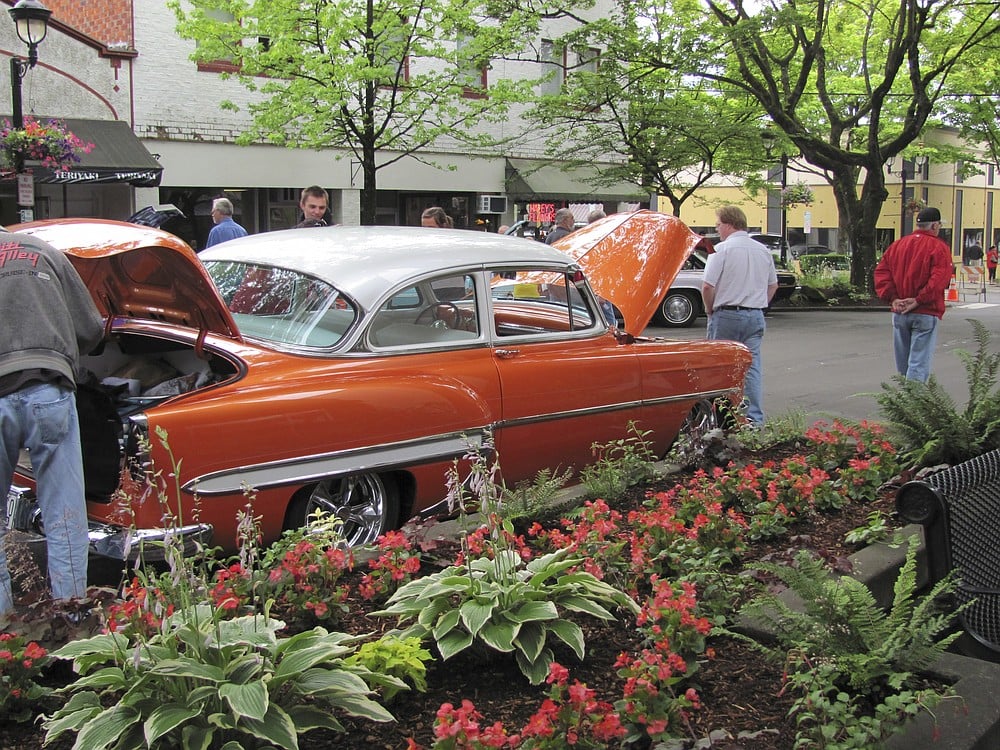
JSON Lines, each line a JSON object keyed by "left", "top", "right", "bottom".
{"left": 528, "top": 203, "right": 555, "bottom": 223}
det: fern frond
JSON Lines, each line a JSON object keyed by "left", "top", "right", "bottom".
{"left": 875, "top": 320, "right": 1000, "bottom": 467}
{"left": 739, "top": 538, "right": 964, "bottom": 694}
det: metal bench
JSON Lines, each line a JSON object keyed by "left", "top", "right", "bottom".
{"left": 896, "top": 448, "right": 1000, "bottom": 659}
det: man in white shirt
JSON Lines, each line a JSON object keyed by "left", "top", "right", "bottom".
{"left": 701, "top": 205, "right": 778, "bottom": 427}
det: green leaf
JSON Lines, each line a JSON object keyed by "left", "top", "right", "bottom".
{"left": 274, "top": 644, "right": 346, "bottom": 682}
{"left": 219, "top": 680, "right": 269, "bottom": 721}
{"left": 216, "top": 615, "right": 282, "bottom": 649}
{"left": 181, "top": 723, "right": 215, "bottom": 750}
{"left": 52, "top": 632, "right": 130, "bottom": 661}
{"left": 432, "top": 608, "right": 461, "bottom": 640}
{"left": 144, "top": 704, "right": 201, "bottom": 745}
{"left": 225, "top": 653, "right": 265, "bottom": 683}
{"left": 150, "top": 658, "right": 226, "bottom": 682}
{"left": 436, "top": 629, "right": 474, "bottom": 660}
{"left": 66, "top": 666, "right": 128, "bottom": 691}
{"left": 72, "top": 704, "right": 141, "bottom": 750}
{"left": 558, "top": 594, "right": 615, "bottom": 620}
{"left": 286, "top": 705, "right": 346, "bottom": 733}
{"left": 293, "top": 667, "right": 372, "bottom": 696}
{"left": 513, "top": 620, "right": 545, "bottom": 662}
{"left": 459, "top": 598, "right": 495, "bottom": 636}
{"left": 547, "top": 619, "right": 586, "bottom": 660}
{"left": 43, "top": 691, "right": 103, "bottom": 741}
{"left": 509, "top": 600, "right": 558, "bottom": 623}
{"left": 515, "top": 646, "right": 554, "bottom": 686}
{"left": 242, "top": 703, "right": 299, "bottom": 750}
{"left": 415, "top": 596, "right": 453, "bottom": 628}
{"left": 322, "top": 693, "right": 396, "bottom": 723}
{"left": 480, "top": 618, "right": 517, "bottom": 652}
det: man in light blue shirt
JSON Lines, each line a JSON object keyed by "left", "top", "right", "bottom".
{"left": 205, "top": 197, "right": 248, "bottom": 248}
{"left": 702, "top": 205, "right": 778, "bottom": 427}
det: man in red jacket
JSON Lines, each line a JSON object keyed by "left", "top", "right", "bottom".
{"left": 874, "top": 207, "right": 953, "bottom": 382}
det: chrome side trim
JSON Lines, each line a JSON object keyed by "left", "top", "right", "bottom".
{"left": 494, "top": 388, "right": 736, "bottom": 430}
{"left": 5, "top": 484, "right": 211, "bottom": 561}
{"left": 183, "top": 430, "right": 487, "bottom": 496}
{"left": 89, "top": 523, "right": 214, "bottom": 562}
{"left": 180, "top": 387, "right": 735, "bottom": 497}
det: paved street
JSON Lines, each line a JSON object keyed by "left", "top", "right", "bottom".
{"left": 643, "top": 291, "right": 1000, "bottom": 425}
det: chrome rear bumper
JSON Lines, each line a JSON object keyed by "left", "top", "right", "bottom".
{"left": 6, "top": 484, "right": 212, "bottom": 562}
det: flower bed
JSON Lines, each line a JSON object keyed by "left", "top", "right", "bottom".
{"left": 0, "top": 420, "right": 967, "bottom": 749}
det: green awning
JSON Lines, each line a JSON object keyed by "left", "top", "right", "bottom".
{"left": 28, "top": 118, "right": 162, "bottom": 187}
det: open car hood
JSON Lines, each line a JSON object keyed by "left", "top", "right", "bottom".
{"left": 13, "top": 219, "right": 241, "bottom": 341}
{"left": 552, "top": 210, "right": 700, "bottom": 335}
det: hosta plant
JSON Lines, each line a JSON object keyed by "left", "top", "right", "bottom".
{"left": 44, "top": 607, "right": 400, "bottom": 749}
{"left": 372, "top": 546, "right": 639, "bottom": 685}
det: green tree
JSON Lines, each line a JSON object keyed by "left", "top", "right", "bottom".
{"left": 679, "top": 0, "right": 1000, "bottom": 290}
{"left": 532, "top": 3, "right": 770, "bottom": 219}
{"left": 945, "top": 44, "right": 1000, "bottom": 173}
{"left": 171, "top": 0, "right": 545, "bottom": 224}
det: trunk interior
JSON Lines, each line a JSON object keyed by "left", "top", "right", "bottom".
{"left": 41, "top": 332, "right": 240, "bottom": 502}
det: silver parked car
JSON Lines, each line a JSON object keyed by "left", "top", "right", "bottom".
{"left": 654, "top": 247, "right": 798, "bottom": 328}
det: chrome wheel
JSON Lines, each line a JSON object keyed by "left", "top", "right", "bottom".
{"left": 680, "top": 399, "right": 721, "bottom": 439}
{"left": 289, "top": 473, "right": 399, "bottom": 546}
{"left": 656, "top": 292, "right": 698, "bottom": 327}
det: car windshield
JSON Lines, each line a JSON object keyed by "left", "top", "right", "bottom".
{"left": 205, "top": 260, "right": 358, "bottom": 349}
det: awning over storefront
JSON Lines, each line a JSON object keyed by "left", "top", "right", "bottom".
{"left": 30, "top": 119, "right": 163, "bottom": 187}
{"left": 505, "top": 158, "right": 646, "bottom": 203}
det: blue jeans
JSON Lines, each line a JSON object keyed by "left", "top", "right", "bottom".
{"left": 708, "top": 309, "right": 766, "bottom": 426}
{"left": 0, "top": 382, "right": 89, "bottom": 615}
{"left": 892, "top": 312, "right": 939, "bottom": 383}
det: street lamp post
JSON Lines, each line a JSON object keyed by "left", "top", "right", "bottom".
{"left": 7, "top": 0, "right": 51, "bottom": 220}
{"left": 885, "top": 154, "right": 927, "bottom": 238}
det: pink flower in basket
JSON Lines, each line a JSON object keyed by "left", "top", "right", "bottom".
{"left": 0, "top": 117, "right": 94, "bottom": 169}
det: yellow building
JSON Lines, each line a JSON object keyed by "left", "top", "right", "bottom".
{"left": 667, "top": 129, "right": 1000, "bottom": 265}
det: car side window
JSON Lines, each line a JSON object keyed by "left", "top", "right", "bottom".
{"left": 370, "top": 273, "right": 479, "bottom": 348}
{"left": 489, "top": 268, "right": 598, "bottom": 338}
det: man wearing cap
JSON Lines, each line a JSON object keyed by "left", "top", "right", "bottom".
{"left": 874, "top": 206, "right": 954, "bottom": 382}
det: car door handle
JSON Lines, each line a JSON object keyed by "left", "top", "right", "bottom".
{"left": 494, "top": 348, "right": 520, "bottom": 359}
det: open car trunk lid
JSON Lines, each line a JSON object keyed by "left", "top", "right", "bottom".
{"left": 552, "top": 210, "right": 699, "bottom": 335}
{"left": 12, "top": 218, "right": 241, "bottom": 341}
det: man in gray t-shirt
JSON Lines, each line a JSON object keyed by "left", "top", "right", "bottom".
{"left": 701, "top": 205, "right": 778, "bottom": 427}
{"left": 0, "top": 229, "right": 103, "bottom": 616}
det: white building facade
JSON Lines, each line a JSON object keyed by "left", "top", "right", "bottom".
{"left": 1, "top": 0, "right": 644, "bottom": 247}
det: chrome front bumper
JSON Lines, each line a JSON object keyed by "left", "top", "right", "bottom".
{"left": 6, "top": 484, "right": 213, "bottom": 562}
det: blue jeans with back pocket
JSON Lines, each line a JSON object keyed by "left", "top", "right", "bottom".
{"left": 0, "top": 382, "right": 89, "bottom": 615}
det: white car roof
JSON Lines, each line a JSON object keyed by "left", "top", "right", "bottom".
{"left": 199, "top": 225, "right": 576, "bottom": 309}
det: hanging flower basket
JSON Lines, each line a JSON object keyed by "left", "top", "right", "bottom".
{"left": 0, "top": 118, "right": 94, "bottom": 170}
{"left": 905, "top": 198, "right": 927, "bottom": 216}
{"left": 780, "top": 182, "right": 814, "bottom": 208}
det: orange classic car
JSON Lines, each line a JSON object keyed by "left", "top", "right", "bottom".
{"left": 6, "top": 212, "right": 750, "bottom": 558}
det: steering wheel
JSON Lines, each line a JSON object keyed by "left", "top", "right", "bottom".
{"left": 415, "top": 302, "right": 461, "bottom": 329}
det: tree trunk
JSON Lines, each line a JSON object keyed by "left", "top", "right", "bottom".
{"left": 827, "top": 165, "right": 889, "bottom": 295}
